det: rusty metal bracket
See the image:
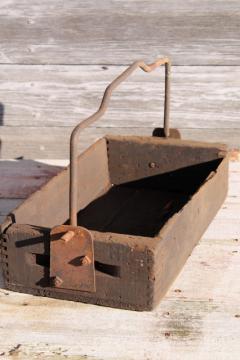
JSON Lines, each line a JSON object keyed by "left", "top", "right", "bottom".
{"left": 50, "top": 225, "right": 95, "bottom": 292}
{"left": 70, "top": 57, "right": 171, "bottom": 226}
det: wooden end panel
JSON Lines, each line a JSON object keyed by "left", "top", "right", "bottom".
{"left": 152, "top": 156, "right": 229, "bottom": 306}
{"left": 3, "top": 224, "right": 50, "bottom": 289}
{"left": 106, "top": 135, "right": 227, "bottom": 185}
{"left": 4, "top": 226, "right": 156, "bottom": 311}
{"left": 12, "top": 138, "right": 110, "bottom": 228}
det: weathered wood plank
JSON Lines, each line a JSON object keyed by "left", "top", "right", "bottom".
{"left": 0, "top": 160, "right": 63, "bottom": 198}
{"left": 203, "top": 218, "right": 240, "bottom": 240}
{"left": 0, "top": 65, "right": 239, "bottom": 128}
{"left": 0, "top": 0, "right": 239, "bottom": 65}
{"left": 0, "top": 127, "right": 239, "bottom": 159}
{"left": 0, "top": 199, "right": 22, "bottom": 215}
{"left": 0, "top": 160, "right": 67, "bottom": 223}
{"left": 0, "top": 215, "right": 7, "bottom": 226}
{"left": 217, "top": 203, "right": 240, "bottom": 220}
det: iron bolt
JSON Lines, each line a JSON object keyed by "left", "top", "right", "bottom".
{"left": 80, "top": 255, "right": 91, "bottom": 266}
{"left": 53, "top": 276, "right": 63, "bottom": 287}
{"left": 149, "top": 162, "right": 156, "bottom": 168}
{"left": 60, "top": 230, "right": 75, "bottom": 243}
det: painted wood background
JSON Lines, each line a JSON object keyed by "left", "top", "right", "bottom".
{"left": 0, "top": 0, "right": 239, "bottom": 158}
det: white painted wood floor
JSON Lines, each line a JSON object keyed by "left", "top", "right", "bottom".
{"left": 0, "top": 160, "right": 239, "bottom": 359}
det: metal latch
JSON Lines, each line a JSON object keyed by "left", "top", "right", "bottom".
{"left": 50, "top": 225, "right": 96, "bottom": 292}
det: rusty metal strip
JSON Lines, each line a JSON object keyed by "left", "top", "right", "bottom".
{"left": 50, "top": 225, "right": 95, "bottom": 292}
{"left": 70, "top": 57, "right": 171, "bottom": 226}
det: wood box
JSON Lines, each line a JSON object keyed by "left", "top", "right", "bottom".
{"left": 1, "top": 136, "right": 228, "bottom": 311}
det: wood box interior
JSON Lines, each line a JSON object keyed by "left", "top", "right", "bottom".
{"left": 75, "top": 136, "right": 224, "bottom": 238}
{"left": 76, "top": 158, "right": 222, "bottom": 237}
{"left": 12, "top": 135, "right": 225, "bottom": 233}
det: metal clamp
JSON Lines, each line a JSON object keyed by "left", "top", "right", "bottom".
{"left": 70, "top": 57, "right": 171, "bottom": 226}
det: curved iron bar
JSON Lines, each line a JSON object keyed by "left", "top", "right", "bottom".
{"left": 70, "top": 57, "right": 171, "bottom": 226}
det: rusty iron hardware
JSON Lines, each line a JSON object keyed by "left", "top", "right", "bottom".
{"left": 50, "top": 58, "right": 171, "bottom": 292}
{"left": 51, "top": 58, "right": 171, "bottom": 293}
{"left": 50, "top": 225, "right": 95, "bottom": 292}
{"left": 70, "top": 57, "right": 171, "bottom": 227}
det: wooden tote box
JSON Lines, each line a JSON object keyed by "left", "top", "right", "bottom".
{"left": 0, "top": 58, "right": 228, "bottom": 311}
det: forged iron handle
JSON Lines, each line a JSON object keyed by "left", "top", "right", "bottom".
{"left": 70, "top": 57, "right": 171, "bottom": 226}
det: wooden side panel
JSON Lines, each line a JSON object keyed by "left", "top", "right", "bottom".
{"left": 153, "top": 156, "right": 229, "bottom": 306}
{"left": 4, "top": 224, "right": 50, "bottom": 289}
{"left": 107, "top": 135, "right": 227, "bottom": 185}
{"left": 12, "top": 138, "right": 110, "bottom": 228}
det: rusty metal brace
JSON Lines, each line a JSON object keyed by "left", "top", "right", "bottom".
{"left": 70, "top": 57, "right": 171, "bottom": 226}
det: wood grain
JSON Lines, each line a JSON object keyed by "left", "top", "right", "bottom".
{"left": 0, "top": 64, "right": 239, "bottom": 157}
{"left": 0, "top": 65, "right": 239, "bottom": 128}
{"left": 0, "top": 159, "right": 63, "bottom": 198}
{"left": 0, "top": 0, "right": 239, "bottom": 65}
{"left": 0, "top": 127, "right": 239, "bottom": 159}
{"left": 0, "top": 199, "right": 22, "bottom": 215}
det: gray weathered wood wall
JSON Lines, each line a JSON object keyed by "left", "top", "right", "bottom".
{"left": 0, "top": 0, "right": 239, "bottom": 158}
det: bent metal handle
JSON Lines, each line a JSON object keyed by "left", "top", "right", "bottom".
{"left": 70, "top": 57, "right": 171, "bottom": 226}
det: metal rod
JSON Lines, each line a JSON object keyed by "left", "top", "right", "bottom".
{"left": 70, "top": 57, "right": 171, "bottom": 226}
{"left": 164, "top": 61, "right": 171, "bottom": 137}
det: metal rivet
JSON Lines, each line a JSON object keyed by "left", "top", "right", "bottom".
{"left": 53, "top": 276, "right": 63, "bottom": 287}
{"left": 81, "top": 256, "right": 91, "bottom": 266}
{"left": 149, "top": 162, "right": 156, "bottom": 168}
{"left": 60, "top": 230, "right": 75, "bottom": 243}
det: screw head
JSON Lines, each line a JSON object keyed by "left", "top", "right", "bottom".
{"left": 149, "top": 162, "right": 156, "bottom": 168}
{"left": 52, "top": 276, "right": 63, "bottom": 287}
{"left": 60, "top": 230, "right": 75, "bottom": 243}
{"left": 81, "top": 255, "right": 91, "bottom": 266}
